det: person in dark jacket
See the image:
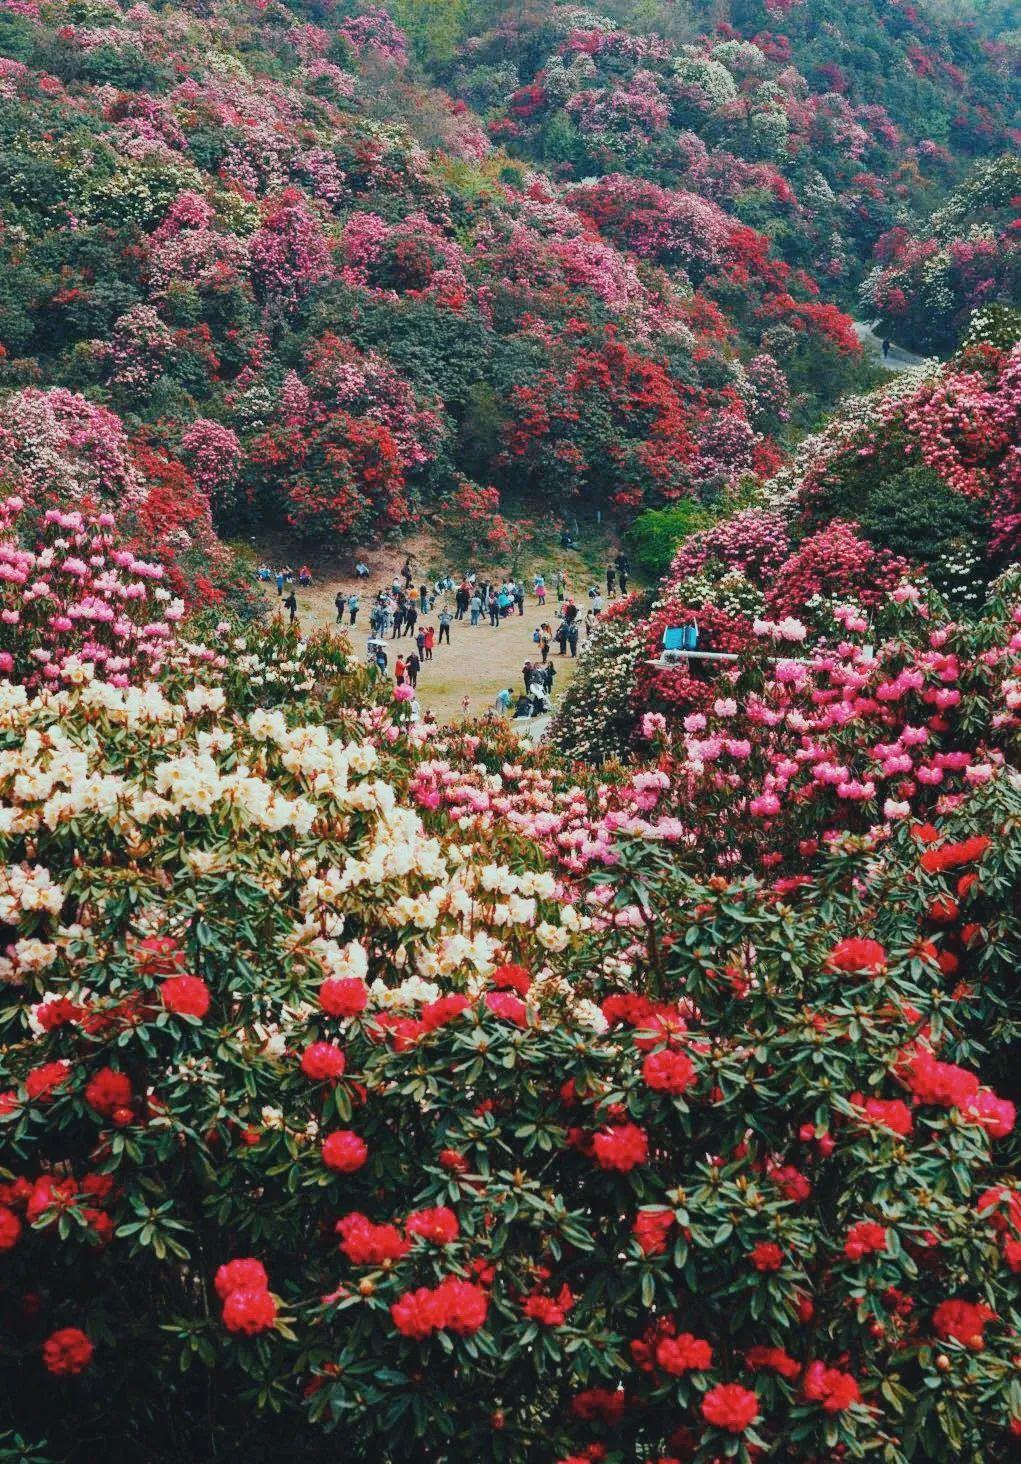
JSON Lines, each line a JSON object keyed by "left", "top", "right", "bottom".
{"left": 283, "top": 590, "right": 298, "bottom": 624}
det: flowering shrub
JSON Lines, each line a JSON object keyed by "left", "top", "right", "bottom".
{"left": 781, "top": 342, "right": 1021, "bottom": 573}
{"left": 1, "top": 662, "right": 1019, "bottom": 1458}
{"left": 0, "top": 494, "right": 188, "bottom": 689}
{"left": 179, "top": 420, "right": 243, "bottom": 507}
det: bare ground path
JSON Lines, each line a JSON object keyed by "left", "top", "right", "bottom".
{"left": 247, "top": 528, "right": 612, "bottom": 723}
{"left": 852, "top": 320, "right": 930, "bottom": 373}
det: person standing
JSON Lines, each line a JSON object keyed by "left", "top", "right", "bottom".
{"left": 567, "top": 622, "right": 579, "bottom": 657}
{"left": 394, "top": 654, "right": 406, "bottom": 685}
{"left": 283, "top": 589, "right": 298, "bottom": 624}
{"left": 403, "top": 603, "right": 418, "bottom": 637}
{"left": 334, "top": 591, "right": 345, "bottom": 625}
{"left": 416, "top": 627, "right": 426, "bottom": 661}
{"left": 406, "top": 651, "right": 420, "bottom": 688}
{"left": 419, "top": 584, "right": 428, "bottom": 614}
{"left": 539, "top": 625, "right": 551, "bottom": 664}
{"left": 438, "top": 608, "right": 452, "bottom": 645}
{"left": 555, "top": 570, "right": 566, "bottom": 603}
{"left": 276, "top": 570, "right": 284, "bottom": 598}
{"left": 469, "top": 591, "right": 482, "bottom": 626}
{"left": 606, "top": 564, "right": 616, "bottom": 595}
{"left": 402, "top": 555, "right": 413, "bottom": 588}
{"left": 488, "top": 594, "right": 500, "bottom": 628}
{"left": 514, "top": 582, "right": 525, "bottom": 616}
{"left": 535, "top": 574, "right": 546, "bottom": 607}
{"left": 882, "top": 338, "right": 891, "bottom": 359}
{"left": 423, "top": 626, "right": 435, "bottom": 661}
{"left": 391, "top": 604, "right": 403, "bottom": 638}
{"left": 347, "top": 593, "right": 360, "bottom": 626}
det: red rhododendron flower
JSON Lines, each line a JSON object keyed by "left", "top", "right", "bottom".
{"left": 701, "top": 1383, "right": 759, "bottom": 1433}
{"left": 769, "top": 1164, "right": 811, "bottom": 1202}
{"left": 977, "top": 1186, "right": 1021, "bottom": 1234}
{"left": 391, "top": 1285, "right": 437, "bottom": 1339}
{"left": 214, "top": 1257, "right": 269, "bottom": 1300}
{"left": 336, "top": 1212, "right": 409, "bottom": 1265}
{"left": 391, "top": 1276, "right": 488, "bottom": 1338}
{"left": 421, "top": 994, "right": 471, "bottom": 1030}
{"left": 42, "top": 1327, "right": 93, "bottom": 1376}
{"left": 439, "top": 1148, "right": 468, "bottom": 1173}
{"left": 161, "top": 974, "right": 210, "bottom": 1018}
{"left": 25, "top": 1060, "right": 71, "bottom": 1102}
{"left": 905, "top": 1051, "right": 980, "bottom": 1110}
{"left": 593, "top": 1123, "right": 648, "bottom": 1172}
{"left": 745, "top": 1344, "right": 800, "bottom": 1380}
{"left": 0, "top": 1205, "right": 21, "bottom": 1251}
{"left": 851, "top": 1092, "right": 913, "bottom": 1135}
{"left": 406, "top": 1206, "right": 459, "bottom": 1244}
{"left": 750, "top": 1241, "right": 784, "bottom": 1271}
{"left": 490, "top": 962, "right": 531, "bottom": 995}
{"left": 134, "top": 935, "right": 187, "bottom": 976}
{"left": 641, "top": 1049, "right": 695, "bottom": 1094}
{"left": 321, "top": 1130, "right": 368, "bottom": 1173}
{"left": 967, "top": 1089, "right": 1015, "bottom": 1139}
{"left": 222, "top": 1287, "right": 277, "bottom": 1335}
{"left": 433, "top": 1276, "right": 489, "bottom": 1335}
{"left": 571, "top": 1389, "right": 627, "bottom": 1426}
{"left": 919, "top": 836, "right": 990, "bottom": 872}
{"left": 26, "top": 1176, "right": 77, "bottom": 1224}
{"left": 844, "top": 1221, "right": 888, "bottom": 1260}
{"left": 523, "top": 1284, "right": 575, "bottom": 1327}
{"left": 827, "top": 937, "right": 887, "bottom": 974}
{"left": 601, "top": 993, "right": 655, "bottom": 1028}
{"left": 632, "top": 1207, "right": 675, "bottom": 1255}
{"left": 300, "top": 1041, "right": 346, "bottom": 1081}
{"left": 35, "top": 996, "right": 83, "bottom": 1032}
{"left": 932, "top": 1298, "right": 995, "bottom": 1346}
{"left": 485, "top": 990, "right": 527, "bottom": 1025}
{"left": 655, "top": 1332, "right": 713, "bottom": 1374}
{"left": 928, "top": 896, "right": 958, "bottom": 924}
{"left": 803, "top": 1362, "right": 860, "bottom": 1412}
{"left": 319, "top": 977, "right": 368, "bottom": 1018}
{"left": 84, "top": 1067, "right": 132, "bottom": 1119}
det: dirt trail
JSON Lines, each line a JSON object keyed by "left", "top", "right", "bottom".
{"left": 851, "top": 320, "right": 930, "bottom": 373}
{"left": 252, "top": 531, "right": 617, "bottom": 722}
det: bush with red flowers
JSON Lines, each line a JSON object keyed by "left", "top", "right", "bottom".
{"left": 0, "top": 654, "right": 1018, "bottom": 1461}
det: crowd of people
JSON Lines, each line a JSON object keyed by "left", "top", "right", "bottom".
{"left": 262, "top": 549, "right": 633, "bottom": 721}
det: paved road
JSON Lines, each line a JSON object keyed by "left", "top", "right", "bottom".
{"left": 852, "top": 320, "right": 929, "bottom": 373}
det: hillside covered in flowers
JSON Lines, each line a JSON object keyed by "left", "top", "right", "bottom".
{"left": 0, "top": 3, "right": 1019, "bottom": 1463}
{"left": 0, "top": 0, "right": 1012, "bottom": 555}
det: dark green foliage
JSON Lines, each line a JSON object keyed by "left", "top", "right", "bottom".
{"left": 625, "top": 502, "right": 713, "bottom": 579}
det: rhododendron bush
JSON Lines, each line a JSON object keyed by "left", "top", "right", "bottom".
{"left": 0, "top": 661, "right": 1019, "bottom": 1460}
